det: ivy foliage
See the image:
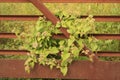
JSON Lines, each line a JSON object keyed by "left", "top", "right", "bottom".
{"left": 15, "top": 13, "right": 96, "bottom": 76}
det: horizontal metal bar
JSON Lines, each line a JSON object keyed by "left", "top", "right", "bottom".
{"left": 0, "top": 50, "right": 120, "bottom": 57}
{"left": 53, "top": 34, "right": 120, "bottom": 40}
{"left": 0, "top": 33, "right": 120, "bottom": 40}
{"left": 0, "top": 0, "right": 120, "bottom": 3}
{"left": 97, "top": 51, "right": 120, "bottom": 57}
{"left": 80, "top": 51, "right": 120, "bottom": 57}
{"left": 0, "top": 50, "right": 28, "bottom": 55}
{"left": 0, "top": 60, "right": 120, "bottom": 79}
{"left": 0, "top": 15, "right": 39, "bottom": 21}
{"left": 0, "top": 15, "right": 120, "bottom": 22}
{"left": 81, "top": 16, "right": 120, "bottom": 22}
{"left": 89, "top": 34, "right": 120, "bottom": 40}
{"left": 0, "top": 33, "right": 17, "bottom": 38}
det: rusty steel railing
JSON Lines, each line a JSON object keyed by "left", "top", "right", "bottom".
{"left": 0, "top": 0, "right": 120, "bottom": 79}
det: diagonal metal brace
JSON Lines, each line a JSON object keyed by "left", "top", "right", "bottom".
{"left": 29, "top": 0, "right": 70, "bottom": 38}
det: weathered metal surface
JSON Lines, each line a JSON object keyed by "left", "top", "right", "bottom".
{"left": 0, "top": 15, "right": 39, "bottom": 21}
{"left": 0, "top": 50, "right": 120, "bottom": 57}
{"left": 90, "top": 34, "right": 120, "bottom": 40}
{"left": 0, "top": 50, "right": 28, "bottom": 55}
{"left": 0, "top": 33, "right": 120, "bottom": 40}
{"left": 0, "top": 60, "right": 120, "bottom": 79}
{"left": 82, "top": 45, "right": 99, "bottom": 62}
{"left": 53, "top": 34, "right": 120, "bottom": 40}
{"left": 29, "top": 0, "right": 59, "bottom": 25}
{"left": 0, "top": 0, "right": 120, "bottom": 3}
{"left": 0, "top": 33, "right": 17, "bottom": 38}
{"left": 81, "top": 16, "right": 120, "bottom": 22}
{"left": 97, "top": 51, "right": 120, "bottom": 57}
{"left": 0, "top": 15, "right": 120, "bottom": 22}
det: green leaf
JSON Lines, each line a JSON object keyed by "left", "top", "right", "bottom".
{"left": 30, "top": 61, "right": 35, "bottom": 69}
{"left": 71, "top": 47, "right": 80, "bottom": 57}
{"left": 88, "top": 37, "right": 93, "bottom": 43}
{"left": 50, "top": 65, "right": 54, "bottom": 70}
{"left": 49, "top": 47, "right": 59, "bottom": 54}
{"left": 24, "top": 58, "right": 33, "bottom": 66}
{"left": 60, "top": 67, "right": 68, "bottom": 76}
{"left": 46, "top": 21, "right": 52, "bottom": 27}
{"left": 55, "top": 22, "right": 61, "bottom": 28}
{"left": 61, "top": 60, "right": 68, "bottom": 67}
{"left": 66, "top": 21, "right": 72, "bottom": 27}
{"left": 83, "top": 26, "right": 92, "bottom": 33}
{"left": 61, "top": 52, "right": 70, "bottom": 61}
{"left": 25, "top": 65, "right": 30, "bottom": 74}
{"left": 77, "top": 39, "right": 83, "bottom": 50}
{"left": 59, "top": 40, "right": 65, "bottom": 46}
{"left": 68, "top": 37, "right": 75, "bottom": 46}
{"left": 67, "top": 29, "right": 73, "bottom": 34}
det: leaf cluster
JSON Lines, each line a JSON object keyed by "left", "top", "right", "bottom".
{"left": 16, "top": 13, "right": 96, "bottom": 76}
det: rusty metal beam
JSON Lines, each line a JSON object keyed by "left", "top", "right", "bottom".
{"left": 53, "top": 34, "right": 120, "bottom": 40}
{"left": 0, "top": 15, "right": 120, "bottom": 22}
{"left": 0, "top": 0, "right": 120, "bottom": 3}
{"left": 0, "top": 50, "right": 28, "bottom": 55}
{"left": 89, "top": 34, "right": 120, "bottom": 40}
{"left": 0, "top": 15, "right": 39, "bottom": 21}
{"left": 0, "top": 50, "right": 120, "bottom": 57}
{"left": 81, "top": 16, "right": 120, "bottom": 22}
{"left": 0, "top": 60, "right": 120, "bottom": 79}
{"left": 0, "top": 33, "right": 17, "bottom": 38}
{"left": 97, "top": 51, "right": 120, "bottom": 57}
{"left": 27, "top": 1, "right": 59, "bottom": 25}
{"left": 0, "top": 33, "right": 120, "bottom": 40}
{"left": 81, "top": 51, "right": 120, "bottom": 57}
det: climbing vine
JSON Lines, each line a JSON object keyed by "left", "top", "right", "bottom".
{"left": 15, "top": 13, "right": 96, "bottom": 76}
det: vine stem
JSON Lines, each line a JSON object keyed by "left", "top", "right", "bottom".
{"left": 83, "top": 45, "right": 99, "bottom": 62}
